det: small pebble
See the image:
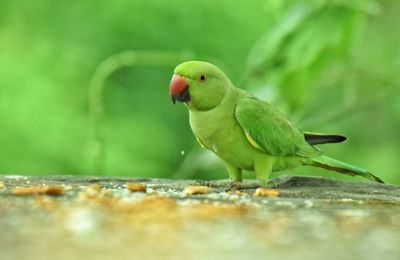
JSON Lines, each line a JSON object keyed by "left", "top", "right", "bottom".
{"left": 64, "top": 185, "right": 73, "bottom": 192}
{"left": 86, "top": 184, "right": 102, "bottom": 197}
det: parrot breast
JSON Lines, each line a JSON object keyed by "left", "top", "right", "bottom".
{"left": 188, "top": 89, "right": 264, "bottom": 170}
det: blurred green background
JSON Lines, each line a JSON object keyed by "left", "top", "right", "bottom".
{"left": 0, "top": 0, "right": 399, "bottom": 183}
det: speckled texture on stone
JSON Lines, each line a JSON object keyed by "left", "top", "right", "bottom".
{"left": 1, "top": 175, "right": 400, "bottom": 260}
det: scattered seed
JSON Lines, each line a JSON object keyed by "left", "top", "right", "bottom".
{"left": 126, "top": 182, "right": 146, "bottom": 192}
{"left": 12, "top": 186, "right": 63, "bottom": 196}
{"left": 184, "top": 185, "right": 210, "bottom": 195}
{"left": 227, "top": 190, "right": 246, "bottom": 196}
{"left": 253, "top": 188, "right": 279, "bottom": 197}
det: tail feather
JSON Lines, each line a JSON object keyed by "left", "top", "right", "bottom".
{"left": 310, "top": 155, "right": 384, "bottom": 183}
{"left": 304, "top": 132, "right": 347, "bottom": 145}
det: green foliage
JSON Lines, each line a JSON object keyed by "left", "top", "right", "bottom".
{"left": 245, "top": 0, "right": 376, "bottom": 110}
{"left": 0, "top": 0, "right": 399, "bottom": 183}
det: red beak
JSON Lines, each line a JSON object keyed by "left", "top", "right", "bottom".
{"left": 169, "top": 74, "right": 190, "bottom": 104}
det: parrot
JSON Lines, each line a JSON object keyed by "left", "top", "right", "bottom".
{"left": 169, "top": 61, "right": 384, "bottom": 185}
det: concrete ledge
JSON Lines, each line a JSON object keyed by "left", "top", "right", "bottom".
{"left": 1, "top": 175, "right": 399, "bottom": 259}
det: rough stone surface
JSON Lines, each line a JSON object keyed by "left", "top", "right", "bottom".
{"left": 1, "top": 175, "right": 400, "bottom": 260}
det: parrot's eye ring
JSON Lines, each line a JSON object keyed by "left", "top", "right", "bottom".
{"left": 199, "top": 75, "right": 207, "bottom": 82}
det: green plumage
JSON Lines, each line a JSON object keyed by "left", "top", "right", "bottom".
{"left": 171, "top": 61, "right": 384, "bottom": 184}
{"left": 235, "top": 97, "right": 318, "bottom": 157}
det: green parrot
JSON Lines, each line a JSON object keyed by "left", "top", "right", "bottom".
{"left": 169, "top": 61, "right": 384, "bottom": 184}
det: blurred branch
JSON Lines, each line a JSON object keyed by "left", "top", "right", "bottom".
{"left": 87, "top": 50, "right": 195, "bottom": 175}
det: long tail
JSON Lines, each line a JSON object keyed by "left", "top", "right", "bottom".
{"left": 309, "top": 155, "right": 384, "bottom": 183}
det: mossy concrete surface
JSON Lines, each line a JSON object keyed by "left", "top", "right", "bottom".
{"left": 1, "top": 175, "right": 400, "bottom": 260}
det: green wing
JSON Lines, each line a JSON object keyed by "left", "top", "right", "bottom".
{"left": 235, "top": 97, "right": 319, "bottom": 157}
{"left": 194, "top": 133, "right": 207, "bottom": 149}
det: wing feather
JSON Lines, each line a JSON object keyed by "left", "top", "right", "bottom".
{"left": 235, "top": 97, "right": 319, "bottom": 157}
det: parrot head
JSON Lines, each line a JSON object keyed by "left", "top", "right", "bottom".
{"left": 170, "top": 61, "right": 231, "bottom": 111}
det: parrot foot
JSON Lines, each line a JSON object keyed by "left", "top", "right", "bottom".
{"left": 224, "top": 181, "right": 261, "bottom": 192}
{"left": 225, "top": 181, "right": 242, "bottom": 192}
{"left": 258, "top": 178, "right": 269, "bottom": 187}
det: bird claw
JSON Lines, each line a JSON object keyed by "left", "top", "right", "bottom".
{"left": 224, "top": 181, "right": 261, "bottom": 192}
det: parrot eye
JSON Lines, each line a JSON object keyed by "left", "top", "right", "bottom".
{"left": 199, "top": 75, "right": 207, "bottom": 82}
